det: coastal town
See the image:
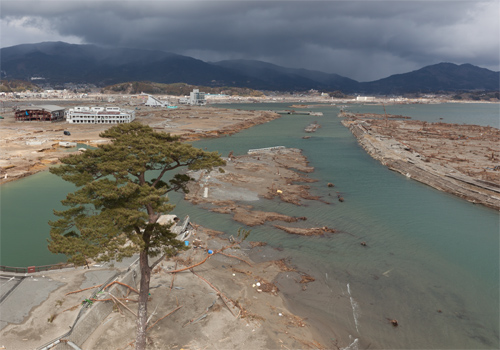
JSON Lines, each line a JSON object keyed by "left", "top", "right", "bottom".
{"left": 2, "top": 86, "right": 497, "bottom": 184}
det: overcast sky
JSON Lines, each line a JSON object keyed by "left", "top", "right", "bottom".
{"left": 1, "top": 0, "right": 499, "bottom": 81}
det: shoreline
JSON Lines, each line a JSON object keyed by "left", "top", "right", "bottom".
{"left": 0, "top": 224, "right": 336, "bottom": 350}
{"left": 0, "top": 105, "right": 280, "bottom": 185}
{"left": 184, "top": 147, "right": 342, "bottom": 236}
{"left": 341, "top": 113, "right": 500, "bottom": 210}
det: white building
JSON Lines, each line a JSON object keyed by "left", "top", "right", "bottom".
{"left": 179, "top": 89, "right": 206, "bottom": 106}
{"left": 144, "top": 94, "right": 169, "bottom": 107}
{"left": 356, "top": 96, "right": 376, "bottom": 102}
{"left": 66, "top": 106, "right": 136, "bottom": 124}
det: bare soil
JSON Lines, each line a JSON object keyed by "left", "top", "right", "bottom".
{"left": 0, "top": 104, "right": 279, "bottom": 184}
{"left": 342, "top": 114, "right": 500, "bottom": 210}
{"left": 0, "top": 226, "right": 331, "bottom": 350}
{"left": 184, "top": 148, "right": 337, "bottom": 233}
{"left": 273, "top": 225, "right": 337, "bottom": 236}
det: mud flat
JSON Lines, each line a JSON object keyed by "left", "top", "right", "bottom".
{"left": 273, "top": 225, "right": 337, "bottom": 236}
{"left": 183, "top": 147, "right": 339, "bottom": 230}
{"left": 341, "top": 113, "right": 500, "bottom": 210}
{"left": 0, "top": 104, "right": 280, "bottom": 184}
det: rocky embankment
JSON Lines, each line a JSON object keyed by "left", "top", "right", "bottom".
{"left": 341, "top": 114, "right": 500, "bottom": 210}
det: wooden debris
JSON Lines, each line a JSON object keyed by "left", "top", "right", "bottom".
{"left": 273, "top": 259, "right": 296, "bottom": 272}
{"left": 103, "top": 281, "right": 139, "bottom": 294}
{"left": 190, "top": 271, "right": 240, "bottom": 318}
{"left": 219, "top": 251, "right": 252, "bottom": 266}
{"left": 90, "top": 297, "right": 138, "bottom": 302}
{"left": 299, "top": 274, "right": 315, "bottom": 284}
{"left": 273, "top": 225, "right": 336, "bottom": 236}
{"left": 257, "top": 280, "right": 279, "bottom": 295}
{"left": 232, "top": 267, "right": 253, "bottom": 276}
{"left": 109, "top": 293, "right": 137, "bottom": 318}
{"left": 388, "top": 318, "right": 399, "bottom": 327}
{"left": 147, "top": 305, "right": 183, "bottom": 331}
{"left": 111, "top": 298, "right": 124, "bottom": 317}
{"left": 249, "top": 241, "right": 267, "bottom": 247}
{"left": 170, "top": 262, "right": 178, "bottom": 291}
{"left": 290, "top": 336, "right": 326, "bottom": 350}
{"left": 65, "top": 284, "right": 102, "bottom": 296}
{"left": 234, "top": 300, "right": 265, "bottom": 321}
{"left": 62, "top": 303, "right": 81, "bottom": 313}
{"left": 166, "top": 254, "right": 210, "bottom": 274}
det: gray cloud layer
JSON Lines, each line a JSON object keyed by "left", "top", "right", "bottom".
{"left": 1, "top": 0, "right": 499, "bottom": 81}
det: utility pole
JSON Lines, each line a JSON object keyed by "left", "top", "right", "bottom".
{"left": 383, "top": 102, "right": 388, "bottom": 127}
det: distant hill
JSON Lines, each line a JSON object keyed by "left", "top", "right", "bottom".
{"left": 101, "top": 81, "right": 264, "bottom": 96}
{"left": 213, "top": 60, "right": 359, "bottom": 91}
{"left": 0, "top": 41, "right": 255, "bottom": 87}
{"left": 212, "top": 59, "right": 359, "bottom": 91}
{"left": 1, "top": 42, "right": 498, "bottom": 94}
{"left": 0, "top": 79, "right": 41, "bottom": 93}
{"left": 358, "top": 63, "right": 500, "bottom": 94}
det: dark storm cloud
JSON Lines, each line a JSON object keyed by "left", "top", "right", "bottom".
{"left": 1, "top": 0, "right": 498, "bottom": 81}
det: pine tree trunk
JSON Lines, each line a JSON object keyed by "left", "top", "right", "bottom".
{"left": 136, "top": 250, "right": 151, "bottom": 350}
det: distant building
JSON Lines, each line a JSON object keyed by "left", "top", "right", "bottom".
{"left": 356, "top": 96, "right": 376, "bottom": 102}
{"left": 66, "top": 106, "right": 135, "bottom": 124}
{"left": 15, "top": 105, "right": 65, "bottom": 122}
{"left": 179, "top": 89, "right": 206, "bottom": 106}
{"left": 205, "top": 93, "right": 229, "bottom": 101}
{"left": 144, "top": 94, "right": 169, "bottom": 107}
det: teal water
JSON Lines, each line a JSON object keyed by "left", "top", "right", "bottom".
{"left": 0, "top": 171, "right": 73, "bottom": 266}
{"left": 342, "top": 102, "right": 500, "bottom": 127}
{"left": 0, "top": 103, "right": 498, "bottom": 348}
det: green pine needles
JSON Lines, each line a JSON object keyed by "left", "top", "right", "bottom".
{"left": 49, "top": 121, "right": 226, "bottom": 349}
{"left": 48, "top": 121, "right": 224, "bottom": 266}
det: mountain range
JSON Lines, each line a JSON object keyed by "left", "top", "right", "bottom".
{"left": 1, "top": 42, "right": 498, "bottom": 94}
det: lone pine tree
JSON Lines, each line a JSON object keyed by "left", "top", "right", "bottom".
{"left": 48, "top": 122, "right": 224, "bottom": 350}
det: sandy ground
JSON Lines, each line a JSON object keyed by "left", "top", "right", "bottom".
{"left": 84, "top": 227, "right": 328, "bottom": 350}
{"left": 0, "top": 257, "right": 137, "bottom": 350}
{"left": 0, "top": 103, "right": 279, "bottom": 184}
{"left": 0, "top": 227, "right": 331, "bottom": 350}
{"left": 341, "top": 113, "right": 500, "bottom": 210}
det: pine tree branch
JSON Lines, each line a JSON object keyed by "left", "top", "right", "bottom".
{"left": 151, "top": 162, "right": 181, "bottom": 188}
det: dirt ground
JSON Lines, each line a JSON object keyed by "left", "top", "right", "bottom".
{"left": 0, "top": 102, "right": 279, "bottom": 184}
{"left": 363, "top": 116, "right": 500, "bottom": 184}
{"left": 341, "top": 113, "right": 500, "bottom": 209}
{"left": 0, "top": 226, "right": 330, "bottom": 350}
{"left": 83, "top": 227, "right": 328, "bottom": 350}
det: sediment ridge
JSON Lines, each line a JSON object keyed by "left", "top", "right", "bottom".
{"left": 184, "top": 147, "right": 339, "bottom": 232}
{"left": 341, "top": 113, "right": 500, "bottom": 210}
